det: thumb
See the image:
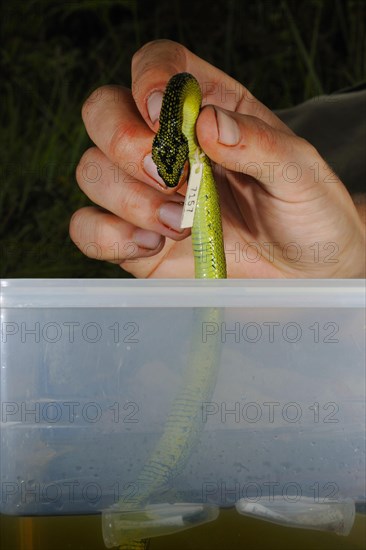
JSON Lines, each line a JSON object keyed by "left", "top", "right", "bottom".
{"left": 196, "top": 105, "right": 340, "bottom": 201}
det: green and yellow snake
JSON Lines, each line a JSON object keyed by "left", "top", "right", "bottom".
{"left": 102, "top": 73, "right": 227, "bottom": 549}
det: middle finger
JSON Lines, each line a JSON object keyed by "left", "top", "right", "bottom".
{"left": 76, "top": 147, "right": 189, "bottom": 240}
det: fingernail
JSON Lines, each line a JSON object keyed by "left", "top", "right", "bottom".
{"left": 134, "top": 228, "right": 163, "bottom": 250}
{"left": 158, "top": 202, "right": 184, "bottom": 232}
{"left": 147, "top": 91, "right": 163, "bottom": 124}
{"left": 215, "top": 107, "right": 240, "bottom": 145}
{"left": 143, "top": 154, "right": 166, "bottom": 187}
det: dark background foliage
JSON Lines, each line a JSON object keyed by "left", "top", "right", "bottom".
{"left": 1, "top": 0, "right": 365, "bottom": 277}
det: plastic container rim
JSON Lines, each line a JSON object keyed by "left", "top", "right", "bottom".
{"left": 1, "top": 278, "right": 365, "bottom": 308}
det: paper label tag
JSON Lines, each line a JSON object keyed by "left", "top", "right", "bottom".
{"left": 180, "top": 156, "right": 204, "bottom": 229}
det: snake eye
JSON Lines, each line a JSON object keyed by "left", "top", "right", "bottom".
{"left": 152, "top": 132, "right": 189, "bottom": 187}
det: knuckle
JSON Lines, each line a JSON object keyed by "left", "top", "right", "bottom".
{"left": 69, "top": 208, "right": 89, "bottom": 244}
{"left": 71, "top": 209, "right": 113, "bottom": 260}
{"left": 109, "top": 120, "right": 139, "bottom": 161}
{"left": 75, "top": 147, "right": 99, "bottom": 183}
{"left": 132, "top": 39, "right": 176, "bottom": 67}
{"left": 82, "top": 86, "right": 106, "bottom": 120}
{"left": 69, "top": 210, "right": 81, "bottom": 239}
{"left": 81, "top": 85, "right": 118, "bottom": 122}
{"left": 122, "top": 183, "right": 145, "bottom": 212}
{"left": 93, "top": 218, "right": 113, "bottom": 252}
{"left": 254, "top": 120, "right": 278, "bottom": 152}
{"left": 296, "top": 135, "right": 318, "bottom": 157}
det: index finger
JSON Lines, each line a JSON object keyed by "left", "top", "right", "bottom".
{"left": 131, "top": 39, "right": 292, "bottom": 134}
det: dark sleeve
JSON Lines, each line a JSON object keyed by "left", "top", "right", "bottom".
{"left": 275, "top": 85, "right": 366, "bottom": 195}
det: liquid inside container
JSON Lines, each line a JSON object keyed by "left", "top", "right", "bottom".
{"left": 0, "top": 279, "right": 365, "bottom": 548}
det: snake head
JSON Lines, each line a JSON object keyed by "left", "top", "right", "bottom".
{"left": 152, "top": 131, "right": 189, "bottom": 188}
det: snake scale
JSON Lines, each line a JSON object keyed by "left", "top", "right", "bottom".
{"left": 102, "top": 73, "right": 227, "bottom": 549}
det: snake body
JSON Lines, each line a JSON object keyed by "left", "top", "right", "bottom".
{"left": 152, "top": 73, "right": 226, "bottom": 279}
{"left": 102, "top": 73, "right": 226, "bottom": 549}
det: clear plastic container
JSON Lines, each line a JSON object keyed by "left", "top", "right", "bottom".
{"left": 1, "top": 279, "right": 365, "bottom": 529}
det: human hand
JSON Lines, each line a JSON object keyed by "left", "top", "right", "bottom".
{"left": 70, "top": 39, "right": 365, "bottom": 278}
